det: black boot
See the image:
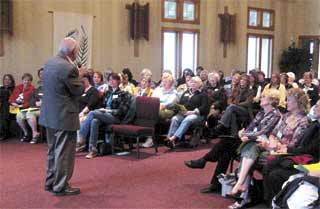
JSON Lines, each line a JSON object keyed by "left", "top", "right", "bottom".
{"left": 184, "top": 158, "right": 206, "bottom": 169}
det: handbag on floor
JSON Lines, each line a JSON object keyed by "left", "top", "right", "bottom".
{"left": 218, "top": 173, "right": 237, "bottom": 197}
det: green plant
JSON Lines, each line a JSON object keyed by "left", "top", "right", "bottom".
{"left": 279, "top": 42, "right": 312, "bottom": 78}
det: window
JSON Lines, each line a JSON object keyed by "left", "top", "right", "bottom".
{"left": 183, "top": 1, "right": 195, "bottom": 21}
{"left": 299, "top": 36, "right": 320, "bottom": 78}
{"left": 163, "top": 32, "right": 177, "bottom": 76}
{"left": 164, "top": 0, "right": 177, "bottom": 19}
{"left": 262, "top": 11, "right": 271, "bottom": 27}
{"left": 247, "top": 34, "right": 273, "bottom": 77}
{"left": 248, "top": 7, "right": 274, "bottom": 30}
{"left": 249, "top": 9, "right": 258, "bottom": 26}
{"left": 162, "top": 0, "right": 200, "bottom": 24}
{"left": 162, "top": 28, "right": 199, "bottom": 78}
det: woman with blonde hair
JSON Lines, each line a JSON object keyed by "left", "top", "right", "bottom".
{"left": 166, "top": 76, "right": 209, "bottom": 149}
{"left": 142, "top": 72, "right": 177, "bottom": 148}
{"left": 226, "top": 89, "right": 282, "bottom": 209}
{"left": 228, "top": 88, "right": 310, "bottom": 209}
{"left": 262, "top": 73, "right": 287, "bottom": 111}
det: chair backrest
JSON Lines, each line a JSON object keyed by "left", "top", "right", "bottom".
{"left": 134, "top": 96, "right": 160, "bottom": 127}
{"left": 121, "top": 96, "right": 136, "bottom": 124}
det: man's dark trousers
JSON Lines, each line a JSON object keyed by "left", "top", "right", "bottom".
{"left": 45, "top": 128, "right": 77, "bottom": 192}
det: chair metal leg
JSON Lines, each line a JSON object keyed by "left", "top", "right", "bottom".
{"left": 153, "top": 134, "right": 158, "bottom": 153}
{"left": 136, "top": 136, "right": 140, "bottom": 159}
{"left": 110, "top": 133, "right": 115, "bottom": 155}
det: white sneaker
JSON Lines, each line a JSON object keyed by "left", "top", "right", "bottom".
{"left": 142, "top": 137, "right": 153, "bottom": 148}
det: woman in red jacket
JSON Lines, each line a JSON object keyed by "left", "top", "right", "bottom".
{"left": 9, "top": 73, "right": 38, "bottom": 142}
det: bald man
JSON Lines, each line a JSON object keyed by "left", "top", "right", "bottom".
{"left": 39, "top": 37, "right": 84, "bottom": 196}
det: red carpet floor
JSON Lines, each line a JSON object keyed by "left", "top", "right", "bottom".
{"left": 0, "top": 139, "right": 261, "bottom": 209}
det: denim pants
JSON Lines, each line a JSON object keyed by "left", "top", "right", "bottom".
{"left": 79, "top": 110, "right": 119, "bottom": 152}
{"left": 167, "top": 113, "right": 203, "bottom": 140}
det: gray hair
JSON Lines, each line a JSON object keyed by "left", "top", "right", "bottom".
{"left": 58, "top": 37, "right": 79, "bottom": 56}
{"left": 140, "top": 68, "right": 152, "bottom": 78}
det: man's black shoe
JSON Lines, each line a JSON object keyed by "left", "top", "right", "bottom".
{"left": 53, "top": 187, "right": 80, "bottom": 196}
{"left": 200, "top": 184, "right": 220, "bottom": 193}
{"left": 184, "top": 158, "right": 206, "bottom": 169}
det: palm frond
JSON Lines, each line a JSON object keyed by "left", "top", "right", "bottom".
{"left": 76, "top": 25, "right": 89, "bottom": 67}
{"left": 65, "top": 29, "right": 79, "bottom": 39}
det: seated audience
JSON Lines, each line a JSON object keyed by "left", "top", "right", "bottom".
{"left": 120, "top": 72, "right": 135, "bottom": 95}
{"left": 224, "top": 72, "right": 240, "bottom": 98}
{"left": 217, "top": 70, "right": 225, "bottom": 86}
{"left": 184, "top": 89, "right": 282, "bottom": 196}
{"left": 36, "top": 68, "right": 44, "bottom": 90}
{"left": 196, "top": 66, "right": 204, "bottom": 77}
{"left": 300, "top": 72, "right": 319, "bottom": 106}
{"left": 27, "top": 69, "right": 44, "bottom": 144}
{"left": 78, "top": 73, "right": 101, "bottom": 123}
{"left": 176, "top": 68, "right": 194, "bottom": 87}
{"left": 204, "top": 72, "right": 227, "bottom": 133}
{"left": 256, "top": 71, "right": 267, "bottom": 89}
{"left": 166, "top": 76, "right": 209, "bottom": 149}
{"left": 134, "top": 76, "right": 153, "bottom": 97}
{"left": 140, "top": 68, "right": 157, "bottom": 89}
{"left": 9, "top": 73, "right": 38, "bottom": 143}
{"left": 263, "top": 99, "right": 320, "bottom": 205}
{"left": 200, "top": 69, "right": 209, "bottom": 84}
{"left": 152, "top": 72, "right": 178, "bottom": 120}
{"left": 249, "top": 70, "right": 263, "bottom": 112}
{"left": 228, "top": 88, "right": 309, "bottom": 207}
{"left": 93, "top": 71, "right": 108, "bottom": 95}
{"left": 224, "top": 69, "right": 240, "bottom": 85}
{"left": 0, "top": 74, "right": 15, "bottom": 140}
{"left": 122, "top": 68, "right": 138, "bottom": 86}
{"left": 216, "top": 74, "right": 254, "bottom": 137}
{"left": 280, "top": 73, "right": 291, "bottom": 90}
{"left": 262, "top": 73, "right": 287, "bottom": 111}
{"left": 177, "top": 71, "right": 193, "bottom": 98}
{"left": 104, "top": 68, "right": 113, "bottom": 85}
{"left": 78, "top": 73, "right": 131, "bottom": 159}
{"left": 286, "top": 72, "right": 299, "bottom": 88}
{"left": 133, "top": 75, "right": 154, "bottom": 148}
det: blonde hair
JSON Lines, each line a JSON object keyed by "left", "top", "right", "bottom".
{"left": 263, "top": 89, "right": 280, "bottom": 107}
{"left": 208, "top": 72, "right": 220, "bottom": 82}
{"left": 140, "top": 68, "right": 152, "bottom": 79}
{"left": 190, "top": 76, "right": 203, "bottom": 88}
{"left": 162, "top": 72, "right": 174, "bottom": 85}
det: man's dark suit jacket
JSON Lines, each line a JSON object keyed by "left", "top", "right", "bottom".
{"left": 39, "top": 54, "right": 84, "bottom": 131}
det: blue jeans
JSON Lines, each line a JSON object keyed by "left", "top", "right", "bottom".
{"left": 79, "top": 110, "right": 119, "bottom": 152}
{"left": 167, "top": 114, "right": 203, "bottom": 140}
